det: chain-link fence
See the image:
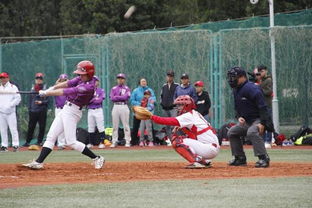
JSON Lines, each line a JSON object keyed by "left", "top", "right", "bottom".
{"left": 0, "top": 10, "right": 311, "bottom": 142}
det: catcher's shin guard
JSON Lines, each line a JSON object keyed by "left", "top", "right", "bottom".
{"left": 172, "top": 136, "right": 202, "bottom": 163}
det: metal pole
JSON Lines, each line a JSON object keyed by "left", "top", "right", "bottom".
{"left": 269, "top": 0, "right": 280, "bottom": 133}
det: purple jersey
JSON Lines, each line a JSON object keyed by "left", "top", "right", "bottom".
{"left": 54, "top": 95, "right": 67, "bottom": 108}
{"left": 110, "top": 84, "right": 131, "bottom": 103}
{"left": 63, "top": 76, "right": 96, "bottom": 107}
{"left": 88, "top": 87, "right": 105, "bottom": 109}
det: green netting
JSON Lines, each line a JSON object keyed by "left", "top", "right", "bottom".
{"left": 0, "top": 10, "right": 312, "bottom": 142}
{"left": 219, "top": 26, "right": 312, "bottom": 127}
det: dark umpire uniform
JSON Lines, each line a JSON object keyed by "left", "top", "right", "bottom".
{"left": 227, "top": 67, "right": 273, "bottom": 168}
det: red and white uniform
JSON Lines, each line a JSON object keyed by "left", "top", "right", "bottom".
{"left": 176, "top": 110, "right": 219, "bottom": 159}
{"left": 151, "top": 110, "right": 219, "bottom": 163}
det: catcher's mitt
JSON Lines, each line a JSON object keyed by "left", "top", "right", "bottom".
{"left": 28, "top": 144, "right": 40, "bottom": 151}
{"left": 133, "top": 106, "right": 153, "bottom": 120}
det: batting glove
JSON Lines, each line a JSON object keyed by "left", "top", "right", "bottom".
{"left": 39, "top": 90, "right": 47, "bottom": 97}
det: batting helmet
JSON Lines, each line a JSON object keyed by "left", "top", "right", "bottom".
{"left": 173, "top": 95, "right": 196, "bottom": 115}
{"left": 227, "top": 66, "right": 247, "bottom": 88}
{"left": 74, "top": 60, "right": 95, "bottom": 78}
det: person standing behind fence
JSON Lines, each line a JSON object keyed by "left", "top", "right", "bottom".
{"left": 256, "top": 65, "right": 273, "bottom": 149}
{"left": 174, "top": 73, "right": 197, "bottom": 101}
{"left": 130, "top": 78, "right": 156, "bottom": 146}
{"left": 139, "top": 90, "right": 155, "bottom": 147}
{"left": 87, "top": 76, "right": 106, "bottom": 149}
{"left": 23, "top": 73, "right": 49, "bottom": 147}
{"left": 54, "top": 74, "right": 68, "bottom": 150}
{"left": 194, "top": 81, "right": 211, "bottom": 122}
{"left": 0, "top": 72, "right": 21, "bottom": 152}
{"left": 160, "top": 70, "right": 178, "bottom": 146}
{"left": 110, "top": 73, "right": 131, "bottom": 148}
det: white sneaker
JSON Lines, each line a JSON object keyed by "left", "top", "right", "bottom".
{"left": 98, "top": 143, "right": 105, "bottom": 149}
{"left": 265, "top": 142, "right": 272, "bottom": 149}
{"left": 93, "top": 156, "right": 105, "bottom": 169}
{"left": 22, "top": 160, "right": 43, "bottom": 170}
{"left": 110, "top": 143, "right": 117, "bottom": 148}
{"left": 166, "top": 140, "right": 172, "bottom": 146}
{"left": 125, "top": 142, "right": 131, "bottom": 148}
{"left": 185, "top": 162, "right": 206, "bottom": 169}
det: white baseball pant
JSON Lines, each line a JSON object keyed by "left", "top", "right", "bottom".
{"left": 0, "top": 112, "right": 19, "bottom": 147}
{"left": 87, "top": 108, "right": 105, "bottom": 133}
{"left": 111, "top": 104, "right": 131, "bottom": 144}
{"left": 55, "top": 108, "right": 65, "bottom": 146}
{"left": 183, "top": 138, "right": 219, "bottom": 160}
{"left": 43, "top": 103, "right": 85, "bottom": 152}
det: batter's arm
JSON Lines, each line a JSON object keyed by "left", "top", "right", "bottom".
{"left": 41, "top": 89, "right": 64, "bottom": 97}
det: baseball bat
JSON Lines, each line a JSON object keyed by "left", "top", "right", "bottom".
{"left": 0, "top": 91, "right": 38, "bottom": 95}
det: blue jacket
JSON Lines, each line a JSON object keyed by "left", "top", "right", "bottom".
{"left": 233, "top": 80, "right": 268, "bottom": 124}
{"left": 130, "top": 86, "right": 156, "bottom": 106}
{"left": 174, "top": 84, "right": 197, "bottom": 101}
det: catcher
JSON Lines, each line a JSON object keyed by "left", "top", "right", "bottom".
{"left": 133, "top": 95, "right": 219, "bottom": 169}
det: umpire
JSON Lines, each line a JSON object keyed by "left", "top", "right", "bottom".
{"left": 226, "top": 67, "right": 273, "bottom": 168}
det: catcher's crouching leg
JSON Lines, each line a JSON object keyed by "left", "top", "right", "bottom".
{"left": 172, "top": 136, "right": 202, "bottom": 163}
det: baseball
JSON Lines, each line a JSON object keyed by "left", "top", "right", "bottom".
{"left": 124, "top": 5, "right": 136, "bottom": 19}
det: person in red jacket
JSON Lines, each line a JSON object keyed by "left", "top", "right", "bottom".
{"left": 150, "top": 95, "right": 219, "bottom": 169}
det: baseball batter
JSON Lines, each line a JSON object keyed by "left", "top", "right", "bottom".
{"left": 0, "top": 72, "right": 21, "bottom": 152}
{"left": 109, "top": 73, "right": 131, "bottom": 148}
{"left": 54, "top": 74, "right": 68, "bottom": 149}
{"left": 147, "top": 95, "right": 219, "bottom": 168}
{"left": 23, "top": 60, "right": 104, "bottom": 169}
{"left": 87, "top": 76, "right": 106, "bottom": 148}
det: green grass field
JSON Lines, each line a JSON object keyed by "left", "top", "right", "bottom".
{"left": 0, "top": 148, "right": 311, "bottom": 208}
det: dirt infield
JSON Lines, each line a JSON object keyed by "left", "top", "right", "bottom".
{"left": 1, "top": 161, "right": 312, "bottom": 189}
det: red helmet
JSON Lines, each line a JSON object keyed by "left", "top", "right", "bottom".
{"left": 174, "top": 95, "right": 196, "bottom": 115}
{"left": 74, "top": 60, "right": 95, "bottom": 78}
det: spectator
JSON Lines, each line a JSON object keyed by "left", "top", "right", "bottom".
{"left": 139, "top": 90, "right": 155, "bottom": 147}
{"left": 226, "top": 67, "right": 273, "bottom": 168}
{"left": 174, "top": 73, "right": 197, "bottom": 101}
{"left": 256, "top": 65, "right": 273, "bottom": 148}
{"left": 194, "top": 81, "right": 211, "bottom": 121}
{"left": 54, "top": 74, "right": 68, "bottom": 150}
{"left": 0, "top": 72, "right": 21, "bottom": 152}
{"left": 109, "top": 73, "right": 131, "bottom": 148}
{"left": 23, "top": 73, "right": 49, "bottom": 147}
{"left": 87, "top": 76, "right": 106, "bottom": 149}
{"left": 160, "top": 70, "right": 179, "bottom": 146}
{"left": 130, "top": 78, "right": 156, "bottom": 145}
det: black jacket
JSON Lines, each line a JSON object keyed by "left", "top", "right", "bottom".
{"left": 28, "top": 84, "right": 49, "bottom": 112}
{"left": 195, "top": 91, "right": 211, "bottom": 116}
{"left": 160, "top": 82, "right": 179, "bottom": 110}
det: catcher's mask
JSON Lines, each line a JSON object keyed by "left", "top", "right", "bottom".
{"left": 227, "top": 66, "right": 247, "bottom": 88}
{"left": 174, "top": 95, "right": 196, "bottom": 115}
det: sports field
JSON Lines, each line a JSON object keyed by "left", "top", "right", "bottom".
{"left": 0, "top": 146, "right": 311, "bottom": 208}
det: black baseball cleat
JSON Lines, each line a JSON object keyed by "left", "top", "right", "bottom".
{"left": 228, "top": 156, "right": 247, "bottom": 166}
{"left": 255, "top": 157, "right": 270, "bottom": 168}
